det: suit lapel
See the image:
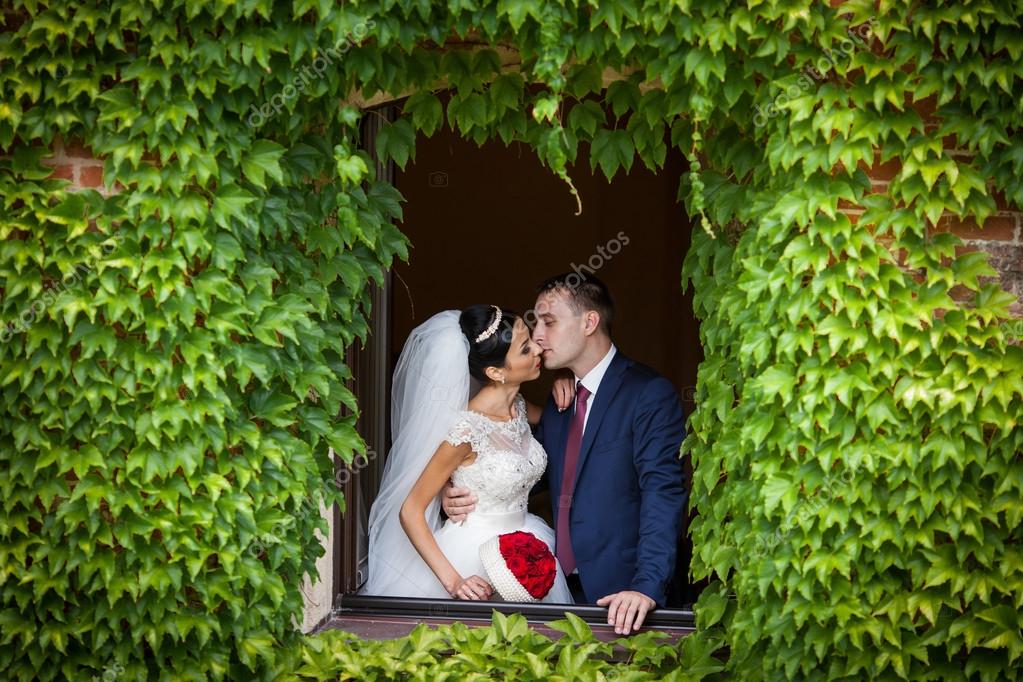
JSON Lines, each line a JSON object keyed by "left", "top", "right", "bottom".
{"left": 570, "top": 352, "right": 629, "bottom": 494}
{"left": 546, "top": 406, "right": 570, "bottom": 494}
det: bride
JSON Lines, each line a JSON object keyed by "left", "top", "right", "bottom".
{"left": 361, "top": 305, "right": 573, "bottom": 602}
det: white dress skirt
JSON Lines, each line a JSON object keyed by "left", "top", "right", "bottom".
{"left": 434, "top": 508, "right": 574, "bottom": 603}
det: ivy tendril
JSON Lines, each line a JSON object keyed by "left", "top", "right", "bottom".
{"left": 687, "top": 127, "right": 713, "bottom": 239}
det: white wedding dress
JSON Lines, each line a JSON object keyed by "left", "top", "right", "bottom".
{"left": 361, "top": 310, "right": 572, "bottom": 603}
{"left": 432, "top": 394, "right": 574, "bottom": 603}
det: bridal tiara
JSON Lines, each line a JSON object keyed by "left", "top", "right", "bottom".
{"left": 474, "top": 305, "right": 502, "bottom": 343}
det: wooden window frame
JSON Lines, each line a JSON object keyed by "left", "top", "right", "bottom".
{"left": 324, "top": 106, "right": 696, "bottom": 635}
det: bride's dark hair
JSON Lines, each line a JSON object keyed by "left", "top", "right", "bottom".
{"left": 459, "top": 304, "right": 520, "bottom": 383}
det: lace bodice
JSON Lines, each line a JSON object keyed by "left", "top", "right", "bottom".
{"left": 444, "top": 394, "right": 547, "bottom": 514}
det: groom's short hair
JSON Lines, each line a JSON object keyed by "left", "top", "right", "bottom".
{"left": 537, "top": 272, "right": 615, "bottom": 336}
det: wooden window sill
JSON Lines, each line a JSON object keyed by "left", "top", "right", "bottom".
{"left": 312, "top": 595, "right": 696, "bottom": 642}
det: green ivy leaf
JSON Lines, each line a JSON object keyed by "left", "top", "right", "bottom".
{"left": 403, "top": 91, "right": 443, "bottom": 136}
{"left": 241, "top": 140, "right": 285, "bottom": 189}
{"left": 211, "top": 184, "right": 258, "bottom": 231}
{"left": 589, "top": 129, "right": 634, "bottom": 178}
{"left": 374, "top": 118, "right": 416, "bottom": 169}
{"left": 548, "top": 612, "right": 595, "bottom": 643}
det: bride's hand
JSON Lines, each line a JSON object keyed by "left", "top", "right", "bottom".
{"left": 552, "top": 374, "right": 576, "bottom": 412}
{"left": 450, "top": 575, "right": 494, "bottom": 600}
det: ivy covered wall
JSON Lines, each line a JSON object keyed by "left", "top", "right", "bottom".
{"left": 1, "top": 1, "right": 1022, "bottom": 680}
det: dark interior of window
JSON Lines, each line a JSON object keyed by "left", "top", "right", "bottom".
{"left": 335, "top": 104, "right": 704, "bottom": 621}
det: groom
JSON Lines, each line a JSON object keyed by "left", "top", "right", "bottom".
{"left": 444, "top": 272, "right": 687, "bottom": 635}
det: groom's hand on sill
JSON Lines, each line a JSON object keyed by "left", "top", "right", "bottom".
{"left": 596, "top": 590, "right": 656, "bottom": 635}
{"left": 442, "top": 482, "right": 477, "bottom": 522}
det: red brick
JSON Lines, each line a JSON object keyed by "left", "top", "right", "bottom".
{"left": 992, "top": 190, "right": 1019, "bottom": 212}
{"left": 48, "top": 163, "right": 74, "bottom": 181}
{"left": 939, "top": 134, "right": 962, "bottom": 151}
{"left": 79, "top": 165, "right": 104, "bottom": 188}
{"left": 911, "top": 95, "right": 938, "bottom": 122}
{"left": 56, "top": 136, "right": 94, "bottom": 159}
{"left": 858, "top": 154, "right": 901, "bottom": 181}
{"left": 932, "top": 214, "right": 1016, "bottom": 242}
{"left": 948, "top": 284, "right": 973, "bottom": 302}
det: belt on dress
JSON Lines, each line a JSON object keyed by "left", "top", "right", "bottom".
{"left": 453, "top": 509, "right": 527, "bottom": 532}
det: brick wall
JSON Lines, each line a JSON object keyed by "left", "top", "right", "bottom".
{"left": 855, "top": 96, "right": 1023, "bottom": 318}
{"left": 44, "top": 136, "right": 110, "bottom": 193}
{"left": 939, "top": 205, "right": 1023, "bottom": 319}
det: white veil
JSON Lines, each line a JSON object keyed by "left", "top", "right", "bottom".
{"left": 361, "top": 310, "right": 476, "bottom": 597}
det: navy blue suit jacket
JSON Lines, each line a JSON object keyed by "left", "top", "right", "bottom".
{"left": 535, "top": 350, "right": 687, "bottom": 607}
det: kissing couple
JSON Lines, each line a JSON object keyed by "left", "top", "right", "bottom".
{"left": 362, "top": 272, "right": 687, "bottom": 634}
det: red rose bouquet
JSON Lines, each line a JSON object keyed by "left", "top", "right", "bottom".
{"left": 479, "top": 531, "right": 557, "bottom": 601}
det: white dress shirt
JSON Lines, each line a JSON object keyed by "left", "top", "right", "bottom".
{"left": 574, "top": 344, "right": 617, "bottom": 433}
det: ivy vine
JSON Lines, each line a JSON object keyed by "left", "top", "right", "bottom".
{"left": 1, "top": 0, "right": 1021, "bottom": 680}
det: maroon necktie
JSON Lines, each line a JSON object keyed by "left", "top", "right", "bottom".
{"left": 556, "top": 382, "right": 591, "bottom": 576}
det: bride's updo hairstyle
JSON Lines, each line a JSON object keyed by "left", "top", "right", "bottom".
{"left": 459, "top": 304, "right": 520, "bottom": 383}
